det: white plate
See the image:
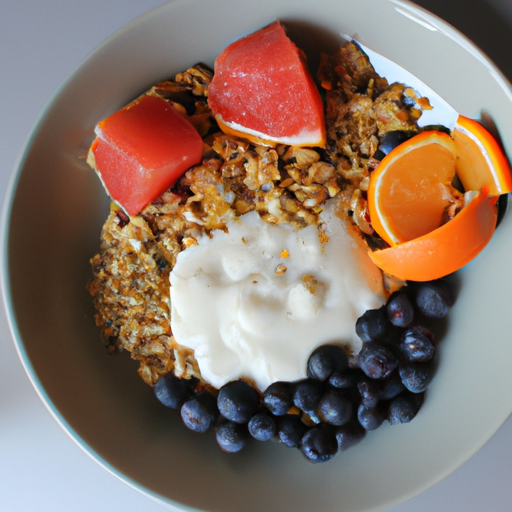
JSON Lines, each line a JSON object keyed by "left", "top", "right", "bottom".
{"left": 3, "top": 0, "right": 512, "bottom": 511}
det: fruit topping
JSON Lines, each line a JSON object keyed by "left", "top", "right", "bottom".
{"left": 292, "top": 379, "right": 324, "bottom": 415}
{"left": 248, "top": 413, "right": 277, "bottom": 442}
{"left": 368, "top": 131, "right": 460, "bottom": 247}
{"left": 276, "top": 414, "right": 308, "bottom": 448}
{"left": 368, "top": 191, "right": 498, "bottom": 282}
{"left": 208, "top": 21, "right": 326, "bottom": 147}
{"left": 180, "top": 391, "right": 218, "bottom": 433}
{"left": 366, "top": 113, "right": 511, "bottom": 282}
{"left": 412, "top": 280, "right": 455, "bottom": 318}
{"left": 387, "top": 392, "right": 424, "bottom": 425}
{"left": 357, "top": 378, "right": 384, "bottom": 409}
{"left": 355, "top": 307, "right": 391, "bottom": 343}
{"left": 357, "top": 404, "right": 386, "bottom": 431}
{"left": 262, "top": 381, "right": 294, "bottom": 416}
{"left": 399, "top": 329, "right": 436, "bottom": 363}
{"left": 398, "top": 361, "right": 435, "bottom": 394}
{"left": 327, "top": 369, "right": 359, "bottom": 390}
{"left": 300, "top": 425, "right": 338, "bottom": 463}
{"left": 153, "top": 373, "right": 194, "bottom": 409}
{"left": 358, "top": 342, "right": 398, "bottom": 380}
{"left": 335, "top": 422, "right": 366, "bottom": 453}
{"left": 317, "top": 389, "right": 352, "bottom": 426}
{"left": 453, "top": 115, "right": 512, "bottom": 196}
{"left": 386, "top": 290, "right": 415, "bottom": 328}
{"left": 307, "top": 345, "right": 349, "bottom": 382}
{"left": 379, "top": 372, "right": 406, "bottom": 400}
{"left": 217, "top": 380, "right": 260, "bottom": 424}
{"left": 89, "top": 95, "right": 203, "bottom": 215}
{"left": 216, "top": 419, "right": 249, "bottom": 453}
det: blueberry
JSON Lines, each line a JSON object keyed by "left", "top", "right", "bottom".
{"left": 379, "top": 371, "right": 406, "bottom": 400}
{"left": 357, "top": 378, "right": 383, "bottom": 408}
{"left": 414, "top": 280, "right": 455, "bottom": 318}
{"left": 262, "top": 381, "right": 294, "bottom": 416}
{"left": 216, "top": 419, "right": 248, "bottom": 453}
{"left": 409, "top": 324, "right": 435, "bottom": 343}
{"left": 180, "top": 391, "right": 218, "bottom": 433}
{"left": 153, "top": 373, "right": 193, "bottom": 409}
{"left": 386, "top": 291, "right": 414, "bottom": 328}
{"left": 317, "top": 389, "right": 353, "bottom": 426}
{"left": 358, "top": 342, "right": 398, "bottom": 380}
{"left": 248, "top": 413, "right": 276, "bottom": 441}
{"left": 300, "top": 425, "right": 338, "bottom": 463}
{"left": 276, "top": 415, "right": 308, "bottom": 448}
{"left": 399, "top": 361, "right": 435, "bottom": 393}
{"left": 293, "top": 379, "right": 324, "bottom": 413}
{"left": 399, "top": 328, "right": 435, "bottom": 362}
{"left": 217, "top": 380, "right": 260, "bottom": 424}
{"left": 378, "top": 130, "right": 415, "bottom": 155}
{"left": 356, "top": 307, "right": 391, "bottom": 342}
{"left": 388, "top": 391, "right": 424, "bottom": 425}
{"left": 357, "top": 404, "right": 386, "bottom": 431}
{"left": 307, "top": 345, "right": 349, "bottom": 381}
{"left": 336, "top": 421, "right": 366, "bottom": 452}
{"left": 328, "top": 369, "right": 361, "bottom": 389}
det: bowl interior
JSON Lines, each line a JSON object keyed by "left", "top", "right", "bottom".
{"left": 4, "top": 0, "right": 512, "bottom": 511}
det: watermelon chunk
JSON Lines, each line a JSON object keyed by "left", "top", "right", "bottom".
{"left": 90, "top": 95, "right": 203, "bottom": 215}
{"left": 208, "top": 20, "right": 326, "bottom": 147}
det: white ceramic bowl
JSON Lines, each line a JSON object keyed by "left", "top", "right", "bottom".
{"left": 3, "top": 0, "right": 512, "bottom": 511}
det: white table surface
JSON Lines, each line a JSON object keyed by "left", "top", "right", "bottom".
{"left": 2, "top": 0, "right": 512, "bottom": 510}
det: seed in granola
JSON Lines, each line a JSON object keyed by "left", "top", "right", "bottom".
{"left": 114, "top": 209, "right": 130, "bottom": 227}
{"left": 275, "top": 264, "right": 287, "bottom": 275}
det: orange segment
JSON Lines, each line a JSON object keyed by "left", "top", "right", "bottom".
{"left": 368, "top": 192, "right": 498, "bottom": 282}
{"left": 453, "top": 115, "right": 512, "bottom": 196}
{"left": 367, "top": 131, "right": 459, "bottom": 246}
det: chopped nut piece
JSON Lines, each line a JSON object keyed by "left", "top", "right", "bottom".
{"left": 275, "top": 264, "right": 287, "bottom": 275}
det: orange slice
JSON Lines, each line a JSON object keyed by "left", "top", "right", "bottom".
{"left": 367, "top": 131, "right": 459, "bottom": 246}
{"left": 453, "top": 115, "right": 512, "bottom": 196}
{"left": 208, "top": 21, "right": 326, "bottom": 147}
{"left": 368, "top": 192, "right": 498, "bottom": 282}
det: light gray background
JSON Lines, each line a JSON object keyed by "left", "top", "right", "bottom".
{"left": 1, "top": 0, "right": 512, "bottom": 510}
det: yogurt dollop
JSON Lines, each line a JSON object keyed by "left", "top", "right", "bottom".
{"left": 169, "top": 200, "right": 385, "bottom": 391}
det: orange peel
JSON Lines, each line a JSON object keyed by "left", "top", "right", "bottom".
{"left": 368, "top": 192, "right": 498, "bottom": 282}
{"left": 453, "top": 114, "right": 512, "bottom": 196}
